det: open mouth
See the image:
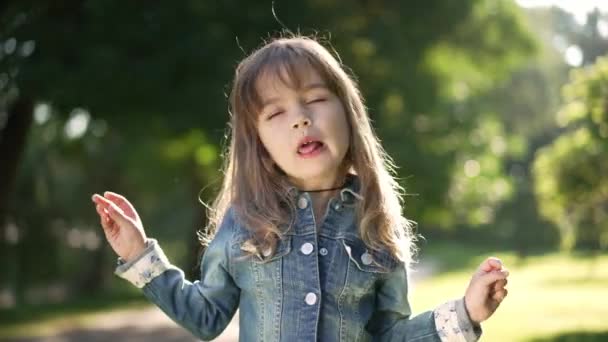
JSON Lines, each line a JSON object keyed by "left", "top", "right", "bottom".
{"left": 297, "top": 140, "right": 325, "bottom": 155}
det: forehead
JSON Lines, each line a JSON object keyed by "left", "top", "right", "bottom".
{"left": 255, "top": 62, "right": 326, "bottom": 101}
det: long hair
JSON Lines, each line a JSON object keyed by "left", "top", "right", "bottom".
{"left": 203, "top": 35, "right": 416, "bottom": 265}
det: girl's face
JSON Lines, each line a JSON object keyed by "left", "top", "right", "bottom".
{"left": 256, "top": 67, "right": 350, "bottom": 190}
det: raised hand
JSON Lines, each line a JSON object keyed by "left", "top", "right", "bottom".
{"left": 464, "top": 257, "right": 509, "bottom": 324}
{"left": 92, "top": 191, "right": 147, "bottom": 262}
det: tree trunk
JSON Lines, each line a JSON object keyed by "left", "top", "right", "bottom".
{"left": 0, "top": 97, "right": 33, "bottom": 304}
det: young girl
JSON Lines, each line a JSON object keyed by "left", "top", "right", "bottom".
{"left": 91, "top": 35, "right": 509, "bottom": 341}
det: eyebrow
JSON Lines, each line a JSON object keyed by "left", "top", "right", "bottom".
{"left": 261, "top": 82, "right": 329, "bottom": 108}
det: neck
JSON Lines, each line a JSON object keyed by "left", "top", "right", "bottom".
{"left": 290, "top": 170, "right": 347, "bottom": 193}
{"left": 309, "top": 189, "right": 339, "bottom": 226}
{"left": 308, "top": 189, "right": 338, "bottom": 205}
{"left": 290, "top": 174, "right": 345, "bottom": 225}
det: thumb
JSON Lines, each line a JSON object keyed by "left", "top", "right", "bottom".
{"left": 107, "top": 202, "right": 135, "bottom": 227}
{"left": 477, "top": 269, "right": 509, "bottom": 287}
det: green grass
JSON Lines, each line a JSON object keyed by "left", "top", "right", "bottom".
{"left": 410, "top": 242, "right": 608, "bottom": 342}
{"left": 0, "top": 291, "right": 149, "bottom": 338}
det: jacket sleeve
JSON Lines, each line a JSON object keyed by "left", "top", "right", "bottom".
{"left": 113, "top": 209, "right": 240, "bottom": 341}
{"left": 367, "top": 262, "right": 482, "bottom": 342}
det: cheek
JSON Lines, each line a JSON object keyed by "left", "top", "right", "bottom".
{"left": 329, "top": 107, "right": 351, "bottom": 151}
{"left": 257, "top": 125, "right": 290, "bottom": 161}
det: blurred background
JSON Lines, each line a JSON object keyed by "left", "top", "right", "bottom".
{"left": 0, "top": 0, "right": 607, "bottom": 341}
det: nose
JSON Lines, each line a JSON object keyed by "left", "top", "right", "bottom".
{"left": 292, "top": 115, "right": 311, "bottom": 129}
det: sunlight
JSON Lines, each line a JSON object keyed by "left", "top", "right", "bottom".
{"left": 516, "top": 0, "right": 607, "bottom": 24}
{"left": 64, "top": 108, "right": 90, "bottom": 139}
{"left": 464, "top": 159, "right": 481, "bottom": 178}
{"left": 565, "top": 45, "right": 584, "bottom": 66}
{"left": 34, "top": 103, "right": 51, "bottom": 125}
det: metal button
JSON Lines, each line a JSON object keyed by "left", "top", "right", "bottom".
{"left": 361, "top": 252, "right": 373, "bottom": 265}
{"left": 319, "top": 247, "right": 328, "bottom": 256}
{"left": 297, "top": 196, "right": 308, "bottom": 209}
{"left": 262, "top": 247, "right": 272, "bottom": 257}
{"left": 300, "top": 242, "right": 314, "bottom": 255}
{"left": 333, "top": 202, "right": 342, "bottom": 211}
{"left": 305, "top": 292, "right": 317, "bottom": 305}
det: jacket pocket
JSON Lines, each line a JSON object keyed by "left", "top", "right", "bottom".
{"left": 341, "top": 239, "right": 398, "bottom": 274}
{"left": 252, "top": 236, "right": 292, "bottom": 264}
{"left": 231, "top": 227, "right": 293, "bottom": 264}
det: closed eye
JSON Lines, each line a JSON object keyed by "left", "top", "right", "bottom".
{"left": 307, "top": 98, "right": 326, "bottom": 104}
{"left": 267, "top": 110, "right": 284, "bottom": 120}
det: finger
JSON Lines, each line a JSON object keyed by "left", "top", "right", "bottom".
{"left": 106, "top": 201, "right": 134, "bottom": 227}
{"left": 104, "top": 191, "right": 137, "bottom": 217}
{"left": 95, "top": 203, "right": 114, "bottom": 225}
{"left": 493, "top": 278, "right": 508, "bottom": 292}
{"left": 95, "top": 204, "right": 107, "bottom": 222}
{"left": 92, "top": 193, "right": 111, "bottom": 205}
{"left": 98, "top": 210, "right": 113, "bottom": 231}
{"left": 485, "top": 257, "right": 502, "bottom": 270}
{"left": 95, "top": 195, "right": 131, "bottom": 223}
{"left": 95, "top": 203, "right": 108, "bottom": 217}
{"left": 477, "top": 269, "right": 509, "bottom": 287}
{"left": 478, "top": 257, "right": 503, "bottom": 274}
{"left": 492, "top": 288, "right": 508, "bottom": 302}
{"left": 488, "top": 257, "right": 503, "bottom": 270}
{"left": 93, "top": 194, "right": 113, "bottom": 209}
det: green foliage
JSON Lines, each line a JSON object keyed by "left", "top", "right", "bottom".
{"left": 533, "top": 56, "right": 608, "bottom": 251}
{"left": 0, "top": 0, "right": 539, "bottom": 306}
{"left": 362, "top": 0, "right": 536, "bottom": 229}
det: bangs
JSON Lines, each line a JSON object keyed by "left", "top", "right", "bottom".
{"left": 236, "top": 42, "right": 335, "bottom": 118}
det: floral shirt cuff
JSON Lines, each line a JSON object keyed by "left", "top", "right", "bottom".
{"left": 114, "top": 239, "right": 172, "bottom": 288}
{"left": 434, "top": 298, "right": 482, "bottom": 342}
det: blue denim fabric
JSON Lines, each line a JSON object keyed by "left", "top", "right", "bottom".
{"left": 118, "top": 175, "right": 471, "bottom": 341}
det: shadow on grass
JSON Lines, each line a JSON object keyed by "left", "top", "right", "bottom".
{"left": 0, "top": 292, "right": 147, "bottom": 327}
{"left": 4, "top": 326, "right": 198, "bottom": 342}
{"left": 528, "top": 331, "right": 608, "bottom": 342}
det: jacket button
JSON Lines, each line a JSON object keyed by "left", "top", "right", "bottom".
{"left": 319, "top": 247, "right": 328, "bottom": 256}
{"left": 262, "top": 247, "right": 272, "bottom": 257}
{"left": 297, "top": 196, "right": 308, "bottom": 209}
{"left": 361, "top": 252, "right": 373, "bottom": 265}
{"left": 300, "top": 242, "right": 314, "bottom": 255}
{"left": 305, "top": 292, "right": 317, "bottom": 305}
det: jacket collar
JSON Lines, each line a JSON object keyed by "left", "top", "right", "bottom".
{"left": 287, "top": 173, "right": 362, "bottom": 204}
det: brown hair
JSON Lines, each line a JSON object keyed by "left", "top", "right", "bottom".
{"left": 202, "top": 34, "right": 416, "bottom": 265}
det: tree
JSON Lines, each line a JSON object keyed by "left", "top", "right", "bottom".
{"left": 0, "top": 0, "right": 536, "bottom": 306}
{"left": 533, "top": 54, "right": 608, "bottom": 251}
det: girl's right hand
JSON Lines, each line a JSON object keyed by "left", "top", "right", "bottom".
{"left": 91, "top": 191, "right": 147, "bottom": 262}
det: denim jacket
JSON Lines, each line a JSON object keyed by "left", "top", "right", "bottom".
{"left": 115, "top": 175, "right": 481, "bottom": 341}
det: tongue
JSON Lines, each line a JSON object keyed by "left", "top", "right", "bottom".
{"left": 298, "top": 142, "right": 322, "bottom": 154}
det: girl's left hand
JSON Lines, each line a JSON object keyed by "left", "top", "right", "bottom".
{"left": 464, "top": 257, "right": 509, "bottom": 324}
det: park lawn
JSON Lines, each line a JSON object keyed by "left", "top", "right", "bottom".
{"left": 0, "top": 294, "right": 149, "bottom": 338}
{"left": 410, "top": 243, "right": 608, "bottom": 341}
